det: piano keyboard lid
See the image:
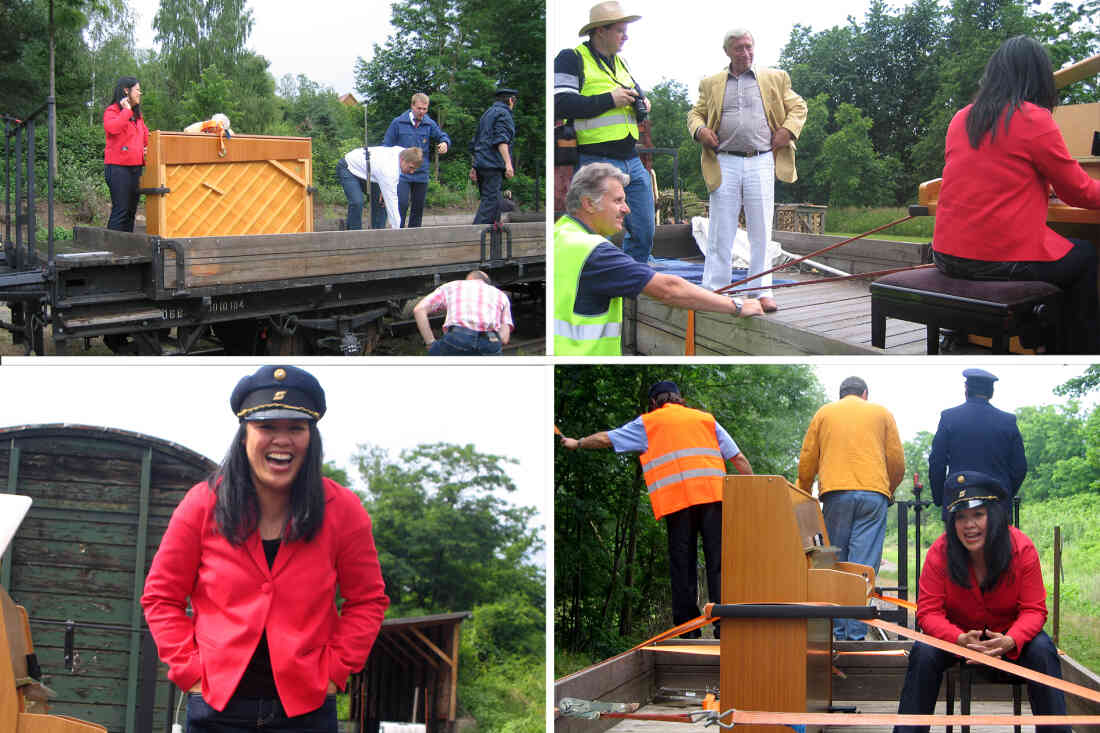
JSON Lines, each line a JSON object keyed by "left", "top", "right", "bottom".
{"left": 0, "top": 495, "right": 32, "bottom": 556}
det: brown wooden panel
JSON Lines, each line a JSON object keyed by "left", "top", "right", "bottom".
{"left": 161, "top": 223, "right": 545, "bottom": 288}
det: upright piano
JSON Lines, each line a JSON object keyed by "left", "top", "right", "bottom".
{"left": 720, "top": 475, "right": 875, "bottom": 733}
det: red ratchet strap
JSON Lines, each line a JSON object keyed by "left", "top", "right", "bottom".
{"left": 719, "top": 263, "right": 934, "bottom": 297}
{"left": 717, "top": 709, "right": 1100, "bottom": 727}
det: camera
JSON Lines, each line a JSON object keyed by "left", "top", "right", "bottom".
{"left": 633, "top": 94, "right": 648, "bottom": 123}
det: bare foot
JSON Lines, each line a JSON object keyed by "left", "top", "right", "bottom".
{"left": 739, "top": 299, "right": 763, "bottom": 317}
{"left": 759, "top": 296, "right": 779, "bottom": 313}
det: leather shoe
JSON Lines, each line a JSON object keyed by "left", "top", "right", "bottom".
{"left": 759, "top": 297, "right": 779, "bottom": 313}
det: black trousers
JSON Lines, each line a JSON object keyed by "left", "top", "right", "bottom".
{"left": 397, "top": 180, "right": 428, "bottom": 228}
{"left": 473, "top": 168, "right": 504, "bottom": 224}
{"left": 933, "top": 241, "right": 1099, "bottom": 353}
{"left": 665, "top": 501, "right": 722, "bottom": 637}
{"left": 369, "top": 182, "right": 387, "bottom": 229}
{"left": 105, "top": 164, "right": 143, "bottom": 232}
{"left": 893, "top": 631, "right": 1070, "bottom": 733}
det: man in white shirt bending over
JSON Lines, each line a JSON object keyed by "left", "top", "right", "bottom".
{"left": 337, "top": 146, "right": 423, "bottom": 230}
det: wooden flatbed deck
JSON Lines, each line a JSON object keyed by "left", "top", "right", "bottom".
{"left": 624, "top": 227, "right": 949, "bottom": 355}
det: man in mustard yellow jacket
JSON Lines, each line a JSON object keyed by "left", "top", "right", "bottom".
{"left": 797, "top": 376, "right": 904, "bottom": 641}
{"left": 687, "top": 29, "right": 806, "bottom": 312}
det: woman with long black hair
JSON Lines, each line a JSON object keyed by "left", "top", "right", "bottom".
{"left": 142, "top": 366, "right": 389, "bottom": 732}
{"left": 931, "top": 36, "right": 1100, "bottom": 353}
{"left": 103, "top": 76, "right": 149, "bottom": 231}
{"left": 893, "top": 470, "right": 1069, "bottom": 733}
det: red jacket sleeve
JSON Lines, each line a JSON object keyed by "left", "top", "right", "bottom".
{"left": 140, "top": 484, "right": 207, "bottom": 691}
{"left": 103, "top": 104, "right": 130, "bottom": 135}
{"left": 1004, "top": 535, "right": 1048, "bottom": 657}
{"left": 1029, "top": 110, "right": 1100, "bottom": 210}
{"left": 916, "top": 538, "right": 966, "bottom": 644}
{"left": 325, "top": 491, "right": 389, "bottom": 689}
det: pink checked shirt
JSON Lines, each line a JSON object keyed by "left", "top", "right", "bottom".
{"left": 421, "top": 279, "right": 514, "bottom": 333}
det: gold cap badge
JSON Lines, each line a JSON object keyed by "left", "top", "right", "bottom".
{"left": 273, "top": 390, "right": 286, "bottom": 401}
{"left": 957, "top": 475, "right": 966, "bottom": 484}
{"left": 273, "top": 368, "right": 286, "bottom": 381}
{"left": 958, "top": 489, "right": 966, "bottom": 498}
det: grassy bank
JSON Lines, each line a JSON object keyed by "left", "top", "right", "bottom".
{"left": 825, "top": 206, "right": 935, "bottom": 242}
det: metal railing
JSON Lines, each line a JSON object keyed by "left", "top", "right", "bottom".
{"left": 3, "top": 96, "right": 57, "bottom": 269}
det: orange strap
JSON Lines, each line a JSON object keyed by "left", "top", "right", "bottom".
{"left": 872, "top": 593, "right": 917, "bottom": 611}
{"left": 867, "top": 618, "right": 1100, "bottom": 704}
{"left": 685, "top": 311, "right": 696, "bottom": 355}
{"left": 720, "top": 709, "right": 1100, "bottom": 727}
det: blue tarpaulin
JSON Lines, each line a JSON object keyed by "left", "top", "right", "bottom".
{"left": 650, "top": 258, "right": 795, "bottom": 287}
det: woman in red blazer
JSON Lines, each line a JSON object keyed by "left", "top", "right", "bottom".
{"left": 932, "top": 37, "right": 1100, "bottom": 354}
{"left": 103, "top": 76, "right": 149, "bottom": 232}
{"left": 893, "top": 471, "right": 1068, "bottom": 733}
{"left": 142, "top": 366, "right": 389, "bottom": 732}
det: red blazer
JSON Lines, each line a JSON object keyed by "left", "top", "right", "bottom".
{"left": 916, "top": 526, "right": 1047, "bottom": 661}
{"left": 103, "top": 103, "right": 149, "bottom": 166}
{"left": 141, "top": 478, "right": 389, "bottom": 717}
{"left": 933, "top": 102, "right": 1100, "bottom": 262}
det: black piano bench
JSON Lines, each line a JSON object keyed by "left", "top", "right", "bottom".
{"left": 869, "top": 268, "right": 1063, "bottom": 354}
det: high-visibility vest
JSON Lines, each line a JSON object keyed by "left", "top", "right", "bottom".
{"left": 640, "top": 403, "right": 727, "bottom": 520}
{"left": 573, "top": 43, "right": 639, "bottom": 146}
{"left": 553, "top": 215, "right": 623, "bottom": 356}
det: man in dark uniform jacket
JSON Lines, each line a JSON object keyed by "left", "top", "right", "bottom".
{"left": 470, "top": 87, "right": 517, "bottom": 224}
{"left": 928, "top": 368, "right": 1027, "bottom": 520}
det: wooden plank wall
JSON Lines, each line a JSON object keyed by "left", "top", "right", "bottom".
{"left": 161, "top": 222, "right": 545, "bottom": 289}
{"left": 1, "top": 427, "right": 214, "bottom": 733}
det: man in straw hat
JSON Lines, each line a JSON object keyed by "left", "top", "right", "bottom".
{"left": 554, "top": 1, "right": 655, "bottom": 264}
{"left": 688, "top": 29, "right": 806, "bottom": 313}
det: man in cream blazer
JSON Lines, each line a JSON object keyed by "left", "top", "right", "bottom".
{"left": 688, "top": 29, "right": 806, "bottom": 311}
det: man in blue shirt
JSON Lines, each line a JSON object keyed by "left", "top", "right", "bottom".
{"left": 470, "top": 87, "right": 518, "bottom": 224}
{"left": 928, "top": 368, "right": 1027, "bottom": 520}
{"left": 382, "top": 92, "right": 452, "bottom": 228}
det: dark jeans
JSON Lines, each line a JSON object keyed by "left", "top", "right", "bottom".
{"left": 893, "top": 632, "right": 1069, "bottom": 733}
{"left": 369, "top": 182, "right": 387, "bottom": 229}
{"left": 336, "top": 158, "right": 365, "bottom": 230}
{"left": 473, "top": 168, "right": 504, "bottom": 224}
{"left": 665, "top": 501, "right": 722, "bottom": 637}
{"left": 933, "top": 240, "right": 1099, "bottom": 354}
{"left": 187, "top": 693, "right": 337, "bottom": 733}
{"left": 428, "top": 326, "right": 502, "bottom": 355}
{"left": 105, "top": 164, "right": 143, "bottom": 232}
{"left": 398, "top": 180, "right": 428, "bottom": 228}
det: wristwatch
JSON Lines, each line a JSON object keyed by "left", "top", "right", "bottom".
{"left": 732, "top": 297, "right": 743, "bottom": 316}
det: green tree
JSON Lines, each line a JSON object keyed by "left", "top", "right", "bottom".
{"left": 1016, "top": 402, "right": 1100, "bottom": 501}
{"left": 814, "top": 103, "right": 902, "bottom": 206}
{"left": 355, "top": 442, "right": 542, "bottom": 616}
{"left": 645, "top": 79, "right": 705, "bottom": 199}
{"left": 354, "top": 0, "right": 545, "bottom": 202}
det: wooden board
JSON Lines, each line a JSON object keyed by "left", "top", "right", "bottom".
{"left": 141, "top": 131, "right": 313, "bottom": 237}
{"left": 160, "top": 222, "right": 545, "bottom": 289}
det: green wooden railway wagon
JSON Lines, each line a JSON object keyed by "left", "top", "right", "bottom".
{"left": 0, "top": 424, "right": 216, "bottom": 733}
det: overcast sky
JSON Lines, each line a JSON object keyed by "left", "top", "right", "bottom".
{"left": 0, "top": 360, "right": 549, "bottom": 548}
{"left": 126, "top": 0, "right": 396, "bottom": 95}
{"left": 811, "top": 360, "right": 1097, "bottom": 445}
{"left": 551, "top": 0, "right": 1072, "bottom": 95}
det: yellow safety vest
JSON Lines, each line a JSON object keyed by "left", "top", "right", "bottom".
{"left": 573, "top": 43, "right": 639, "bottom": 146}
{"left": 553, "top": 215, "right": 623, "bottom": 356}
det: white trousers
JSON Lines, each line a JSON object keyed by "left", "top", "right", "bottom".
{"left": 702, "top": 151, "right": 775, "bottom": 297}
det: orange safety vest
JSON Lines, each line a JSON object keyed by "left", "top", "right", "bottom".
{"left": 639, "top": 403, "right": 727, "bottom": 520}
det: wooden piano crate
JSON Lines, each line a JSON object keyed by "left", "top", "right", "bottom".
{"left": 140, "top": 131, "right": 314, "bottom": 237}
